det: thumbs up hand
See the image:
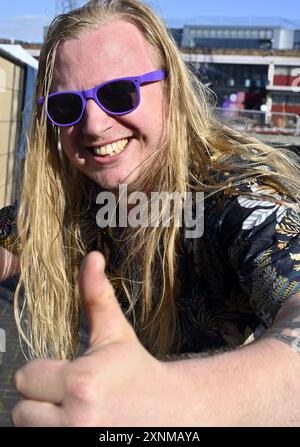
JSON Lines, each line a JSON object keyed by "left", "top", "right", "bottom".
{"left": 12, "top": 252, "right": 172, "bottom": 427}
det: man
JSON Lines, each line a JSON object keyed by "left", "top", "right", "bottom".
{"left": 1, "top": 0, "right": 300, "bottom": 426}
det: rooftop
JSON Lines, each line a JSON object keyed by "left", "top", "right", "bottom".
{"left": 168, "top": 17, "right": 300, "bottom": 29}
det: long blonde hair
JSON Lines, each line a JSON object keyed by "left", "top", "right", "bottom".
{"left": 15, "top": 0, "right": 300, "bottom": 359}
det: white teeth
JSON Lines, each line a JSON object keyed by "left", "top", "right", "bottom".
{"left": 92, "top": 138, "right": 128, "bottom": 156}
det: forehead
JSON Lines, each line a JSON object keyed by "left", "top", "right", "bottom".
{"left": 52, "top": 20, "right": 157, "bottom": 90}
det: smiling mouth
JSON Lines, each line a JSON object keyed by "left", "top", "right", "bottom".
{"left": 89, "top": 138, "right": 129, "bottom": 157}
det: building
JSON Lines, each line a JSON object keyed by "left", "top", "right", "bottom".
{"left": 271, "top": 61, "right": 300, "bottom": 114}
{"left": 0, "top": 45, "right": 37, "bottom": 207}
{"left": 181, "top": 25, "right": 296, "bottom": 50}
{"left": 183, "top": 49, "right": 300, "bottom": 133}
{"left": 164, "top": 22, "right": 298, "bottom": 132}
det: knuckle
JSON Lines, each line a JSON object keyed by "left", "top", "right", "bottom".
{"left": 63, "top": 370, "right": 96, "bottom": 402}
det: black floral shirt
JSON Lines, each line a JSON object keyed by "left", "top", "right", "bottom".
{"left": 1, "top": 179, "right": 300, "bottom": 353}
{"left": 176, "top": 179, "right": 300, "bottom": 352}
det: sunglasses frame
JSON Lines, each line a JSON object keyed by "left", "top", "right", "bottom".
{"left": 38, "top": 69, "right": 166, "bottom": 127}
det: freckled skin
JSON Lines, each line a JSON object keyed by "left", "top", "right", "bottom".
{"left": 52, "top": 20, "right": 166, "bottom": 191}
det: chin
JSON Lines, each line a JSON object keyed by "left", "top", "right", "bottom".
{"left": 89, "top": 175, "right": 126, "bottom": 191}
{"left": 93, "top": 170, "right": 141, "bottom": 190}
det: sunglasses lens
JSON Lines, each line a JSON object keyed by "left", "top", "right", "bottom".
{"left": 97, "top": 80, "right": 138, "bottom": 113}
{"left": 47, "top": 93, "right": 83, "bottom": 125}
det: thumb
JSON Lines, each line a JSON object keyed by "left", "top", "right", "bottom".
{"left": 79, "top": 251, "right": 134, "bottom": 348}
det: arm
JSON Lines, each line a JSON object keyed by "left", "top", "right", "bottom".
{"left": 11, "top": 252, "right": 300, "bottom": 427}
{"left": 163, "top": 184, "right": 300, "bottom": 425}
{"left": 0, "top": 246, "right": 20, "bottom": 281}
{"left": 164, "top": 292, "right": 300, "bottom": 426}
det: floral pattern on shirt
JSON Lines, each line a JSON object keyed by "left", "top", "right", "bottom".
{"left": 172, "top": 178, "right": 300, "bottom": 353}
{"left": 0, "top": 201, "right": 19, "bottom": 256}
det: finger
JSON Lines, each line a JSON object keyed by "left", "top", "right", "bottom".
{"left": 78, "top": 251, "right": 135, "bottom": 348}
{"left": 14, "top": 359, "right": 68, "bottom": 403}
{"left": 12, "top": 400, "right": 65, "bottom": 427}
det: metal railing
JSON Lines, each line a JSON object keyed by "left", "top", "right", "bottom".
{"left": 215, "top": 108, "right": 300, "bottom": 136}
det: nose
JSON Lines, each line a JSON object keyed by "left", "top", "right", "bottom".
{"left": 80, "top": 98, "right": 115, "bottom": 138}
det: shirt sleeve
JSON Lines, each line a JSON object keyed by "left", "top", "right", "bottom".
{"left": 219, "top": 179, "right": 300, "bottom": 327}
{"left": 0, "top": 202, "right": 20, "bottom": 257}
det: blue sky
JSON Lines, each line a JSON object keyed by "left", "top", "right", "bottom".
{"left": 0, "top": 0, "right": 299, "bottom": 42}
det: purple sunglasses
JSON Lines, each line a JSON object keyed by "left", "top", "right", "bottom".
{"left": 38, "top": 69, "right": 166, "bottom": 127}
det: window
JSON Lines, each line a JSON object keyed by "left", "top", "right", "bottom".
{"left": 275, "top": 66, "right": 290, "bottom": 76}
{"left": 237, "top": 29, "right": 244, "bottom": 39}
{"left": 266, "top": 30, "right": 273, "bottom": 39}
{"left": 259, "top": 30, "right": 266, "bottom": 39}
{"left": 272, "top": 94, "right": 300, "bottom": 105}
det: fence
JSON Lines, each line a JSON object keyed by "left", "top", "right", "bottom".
{"left": 215, "top": 108, "right": 300, "bottom": 136}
